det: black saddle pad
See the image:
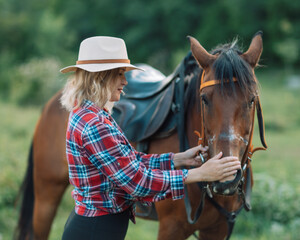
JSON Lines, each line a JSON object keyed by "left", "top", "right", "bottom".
{"left": 112, "top": 79, "right": 175, "bottom": 142}
{"left": 112, "top": 52, "right": 198, "bottom": 143}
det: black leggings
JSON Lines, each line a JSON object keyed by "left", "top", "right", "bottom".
{"left": 62, "top": 209, "right": 130, "bottom": 240}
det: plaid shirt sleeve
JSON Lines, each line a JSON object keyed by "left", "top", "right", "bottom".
{"left": 82, "top": 118, "right": 188, "bottom": 201}
{"left": 134, "top": 151, "right": 175, "bottom": 171}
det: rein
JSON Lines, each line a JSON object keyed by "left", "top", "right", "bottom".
{"left": 183, "top": 70, "right": 268, "bottom": 239}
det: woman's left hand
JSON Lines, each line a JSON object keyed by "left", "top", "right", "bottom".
{"left": 173, "top": 145, "right": 209, "bottom": 168}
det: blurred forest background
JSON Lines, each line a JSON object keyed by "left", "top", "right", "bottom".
{"left": 1, "top": 0, "right": 300, "bottom": 239}
{"left": 0, "top": 0, "right": 299, "bottom": 105}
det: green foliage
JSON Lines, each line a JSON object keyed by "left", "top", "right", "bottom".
{"left": 1, "top": 0, "right": 300, "bottom": 105}
{"left": 274, "top": 39, "right": 299, "bottom": 69}
{"left": 232, "top": 174, "right": 300, "bottom": 240}
{"left": 253, "top": 174, "right": 300, "bottom": 224}
{"left": 9, "top": 57, "right": 64, "bottom": 105}
{"left": 0, "top": 101, "right": 40, "bottom": 239}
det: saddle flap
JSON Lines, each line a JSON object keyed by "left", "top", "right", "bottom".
{"left": 112, "top": 101, "right": 136, "bottom": 128}
{"left": 124, "top": 64, "right": 174, "bottom": 99}
{"left": 112, "top": 81, "right": 175, "bottom": 142}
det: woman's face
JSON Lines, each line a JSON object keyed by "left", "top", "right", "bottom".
{"left": 109, "top": 68, "right": 127, "bottom": 102}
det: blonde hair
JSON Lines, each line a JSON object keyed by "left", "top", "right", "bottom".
{"left": 60, "top": 68, "right": 119, "bottom": 112}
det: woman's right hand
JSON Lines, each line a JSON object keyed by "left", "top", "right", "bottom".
{"left": 185, "top": 152, "right": 241, "bottom": 184}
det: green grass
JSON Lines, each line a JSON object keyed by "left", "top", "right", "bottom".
{"left": 1, "top": 69, "right": 300, "bottom": 240}
{"left": 253, "top": 69, "right": 300, "bottom": 186}
{"left": 0, "top": 102, "right": 41, "bottom": 240}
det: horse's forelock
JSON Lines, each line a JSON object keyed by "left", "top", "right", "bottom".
{"left": 211, "top": 40, "right": 257, "bottom": 95}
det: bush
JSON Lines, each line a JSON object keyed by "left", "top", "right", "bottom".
{"left": 252, "top": 173, "right": 300, "bottom": 224}
{"left": 234, "top": 173, "right": 300, "bottom": 239}
{"left": 9, "top": 57, "right": 65, "bottom": 106}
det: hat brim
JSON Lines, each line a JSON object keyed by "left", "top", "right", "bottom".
{"left": 60, "top": 63, "right": 144, "bottom": 73}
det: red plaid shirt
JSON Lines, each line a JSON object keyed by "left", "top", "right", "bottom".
{"left": 66, "top": 99, "right": 188, "bottom": 222}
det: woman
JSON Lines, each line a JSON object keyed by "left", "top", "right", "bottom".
{"left": 60, "top": 36, "right": 240, "bottom": 240}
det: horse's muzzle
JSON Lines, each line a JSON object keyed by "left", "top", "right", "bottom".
{"left": 211, "top": 169, "right": 242, "bottom": 195}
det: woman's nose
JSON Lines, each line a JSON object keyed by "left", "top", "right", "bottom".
{"left": 122, "top": 77, "right": 128, "bottom": 86}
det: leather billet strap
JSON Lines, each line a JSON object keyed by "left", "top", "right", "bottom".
{"left": 76, "top": 59, "right": 130, "bottom": 64}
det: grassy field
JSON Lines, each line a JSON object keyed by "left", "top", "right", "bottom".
{"left": 0, "top": 69, "right": 300, "bottom": 240}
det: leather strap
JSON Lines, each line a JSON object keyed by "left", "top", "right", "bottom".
{"left": 207, "top": 195, "right": 244, "bottom": 240}
{"left": 256, "top": 96, "right": 268, "bottom": 149}
{"left": 174, "top": 58, "right": 208, "bottom": 225}
{"left": 76, "top": 59, "right": 130, "bottom": 64}
{"left": 200, "top": 80, "right": 222, "bottom": 90}
{"left": 199, "top": 70, "right": 238, "bottom": 91}
{"left": 184, "top": 183, "right": 207, "bottom": 224}
{"left": 205, "top": 166, "right": 252, "bottom": 240}
{"left": 244, "top": 166, "right": 252, "bottom": 211}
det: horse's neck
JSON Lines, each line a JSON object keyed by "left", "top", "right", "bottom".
{"left": 183, "top": 68, "right": 203, "bottom": 147}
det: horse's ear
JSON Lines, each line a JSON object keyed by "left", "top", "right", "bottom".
{"left": 242, "top": 31, "right": 263, "bottom": 68}
{"left": 188, "top": 36, "right": 216, "bottom": 69}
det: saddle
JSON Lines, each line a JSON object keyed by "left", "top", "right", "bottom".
{"left": 112, "top": 64, "right": 180, "bottom": 142}
{"left": 112, "top": 53, "right": 198, "bottom": 220}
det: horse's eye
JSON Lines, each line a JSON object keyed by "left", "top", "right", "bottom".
{"left": 201, "top": 95, "right": 209, "bottom": 106}
{"left": 249, "top": 96, "right": 256, "bottom": 107}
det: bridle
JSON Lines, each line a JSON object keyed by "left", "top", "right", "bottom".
{"left": 184, "top": 69, "right": 268, "bottom": 239}
{"left": 195, "top": 70, "right": 267, "bottom": 173}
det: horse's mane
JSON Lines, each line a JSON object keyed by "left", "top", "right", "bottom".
{"left": 184, "top": 39, "right": 257, "bottom": 113}
{"left": 183, "top": 52, "right": 201, "bottom": 113}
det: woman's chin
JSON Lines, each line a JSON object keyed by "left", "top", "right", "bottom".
{"left": 109, "top": 96, "right": 120, "bottom": 102}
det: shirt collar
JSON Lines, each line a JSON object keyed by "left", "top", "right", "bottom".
{"left": 81, "top": 99, "right": 110, "bottom": 118}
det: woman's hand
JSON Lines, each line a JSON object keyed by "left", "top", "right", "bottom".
{"left": 173, "top": 145, "right": 208, "bottom": 168}
{"left": 185, "top": 152, "right": 241, "bottom": 184}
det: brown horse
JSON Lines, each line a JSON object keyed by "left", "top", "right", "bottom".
{"left": 15, "top": 32, "right": 267, "bottom": 240}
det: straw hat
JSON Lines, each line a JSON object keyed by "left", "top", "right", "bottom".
{"left": 60, "top": 36, "right": 143, "bottom": 73}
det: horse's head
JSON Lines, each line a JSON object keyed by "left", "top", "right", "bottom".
{"left": 189, "top": 32, "right": 264, "bottom": 195}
